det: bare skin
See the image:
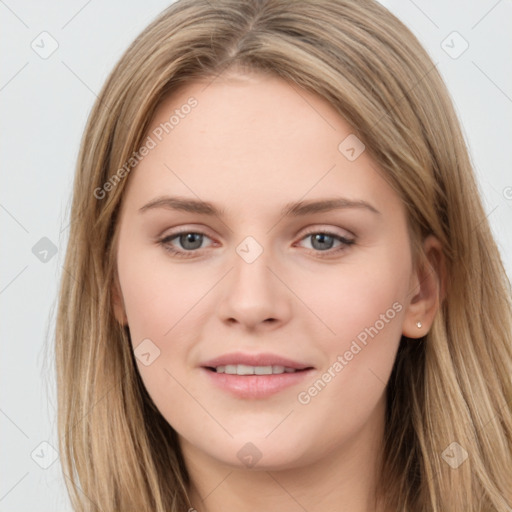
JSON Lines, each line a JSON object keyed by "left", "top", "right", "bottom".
{"left": 112, "top": 69, "right": 442, "bottom": 512}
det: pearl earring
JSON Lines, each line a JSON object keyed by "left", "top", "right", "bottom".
{"left": 416, "top": 321, "right": 422, "bottom": 329}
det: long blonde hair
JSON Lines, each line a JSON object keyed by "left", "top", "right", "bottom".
{"left": 55, "top": 0, "right": 512, "bottom": 510}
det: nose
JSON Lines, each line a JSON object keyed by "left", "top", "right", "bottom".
{"left": 217, "top": 241, "right": 292, "bottom": 331}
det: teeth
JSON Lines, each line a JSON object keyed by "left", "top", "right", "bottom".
{"left": 214, "top": 364, "right": 298, "bottom": 375}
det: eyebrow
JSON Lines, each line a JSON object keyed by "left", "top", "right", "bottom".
{"left": 138, "top": 195, "right": 381, "bottom": 217}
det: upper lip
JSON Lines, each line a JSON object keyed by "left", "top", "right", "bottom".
{"left": 201, "top": 352, "right": 314, "bottom": 370}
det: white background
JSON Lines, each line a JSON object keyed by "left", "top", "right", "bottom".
{"left": 1, "top": 1, "right": 511, "bottom": 510}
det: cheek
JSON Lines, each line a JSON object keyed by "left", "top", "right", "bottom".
{"left": 118, "top": 246, "right": 206, "bottom": 340}
{"left": 291, "top": 254, "right": 408, "bottom": 442}
{"left": 336, "top": 268, "right": 404, "bottom": 342}
{"left": 116, "top": 245, "right": 213, "bottom": 401}
{"left": 297, "top": 245, "right": 410, "bottom": 348}
{"left": 294, "top": 243, "right": 410, "bottom": 417}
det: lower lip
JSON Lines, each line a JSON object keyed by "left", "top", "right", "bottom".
{"left": 200, "top": 367, "right": 314, "bottom": 399}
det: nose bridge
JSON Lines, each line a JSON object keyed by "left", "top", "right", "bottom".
{"left": 231, "top": 234, "right": 275, "bottom": 299}
{"left": 218, "top": 234, "right": 289, "bottom": 327}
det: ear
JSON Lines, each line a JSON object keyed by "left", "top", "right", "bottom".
{"left": 402, "top": 234, "right": 445, "bottom": 338}
{"left": 111, "top": 272, "right": 128, "bottom": 326}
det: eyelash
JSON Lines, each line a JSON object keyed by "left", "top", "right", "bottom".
{"left": 158, "top": 228, "right": 355, "bottom": 259}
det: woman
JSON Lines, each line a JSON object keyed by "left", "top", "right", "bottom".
{"left": 55, "top": 0, "right": 512, "bottom": 510}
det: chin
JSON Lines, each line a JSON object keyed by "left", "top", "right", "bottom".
{"left": 205, "top": 437, "right": 310, "bottom": 471}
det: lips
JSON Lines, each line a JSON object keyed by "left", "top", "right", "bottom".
{"left": 200, "top": 352, "right": 315, "bottom": 399}
{"left": 202, "top": 368, "right": 314, "bottom": 398}
{"left": 200, "top": 352, "right": 314, "bottom": 371}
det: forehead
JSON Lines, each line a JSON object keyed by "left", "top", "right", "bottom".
{"left": 121, "top": 71, "right": 402, "bottom": 221}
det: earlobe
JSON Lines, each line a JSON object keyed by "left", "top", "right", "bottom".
{"left": 402, "top": 234, "right": 444, "bottom": 339}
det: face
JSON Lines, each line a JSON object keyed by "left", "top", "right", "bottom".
{"left": 112, "top": 70, "right": 432, "bottom": 473}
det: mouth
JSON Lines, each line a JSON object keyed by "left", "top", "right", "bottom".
{"left": 204, "top": 364, "right": 313, "bottom": 375}
{"left": 200, "top": 364, "right": 315, "bottom": 399}
{"left": 199, "top": 352, "right": 315, "bottom": 398}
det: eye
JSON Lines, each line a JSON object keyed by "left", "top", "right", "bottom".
{"left": 296, "top": 229, "right": 355, "bottom": 257}
{"left": 159, "top": 230, "right": 214, "bottom": 258}
{"left": 158, "top": 228, "right": 355, "bottom": 259}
